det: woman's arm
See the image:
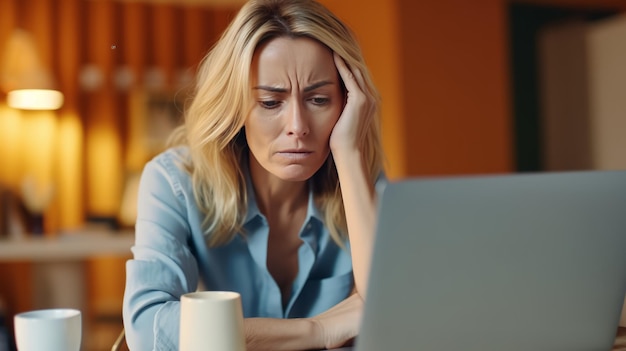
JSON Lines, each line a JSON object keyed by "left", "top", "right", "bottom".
{"left": 330, "top": 53, "right": 379, "bottom": 300}
{"left": 245, "top": 293, "right": 363, "bottom": 350}
{"left": 123, "top": 153, "right": 199, "bottom": 351}
{"left": 244, "top": 318, "right": 317, "bottom": 351}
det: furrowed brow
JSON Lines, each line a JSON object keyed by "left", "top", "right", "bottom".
{"left": 253, "top": 81, "right": 333, "bottom": 93}
{"left": 253, "top": 86, "right": 287, "bottom": 93}
{"left": 303, "top": 81, "right": 333, "bottom": 93}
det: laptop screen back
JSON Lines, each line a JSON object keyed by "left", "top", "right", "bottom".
{"left": 356, "top": 171, "right": 626, "bottom": 351}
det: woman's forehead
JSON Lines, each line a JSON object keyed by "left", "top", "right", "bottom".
{"left": 251, "top": 36, "right": 337, "bottom": 88}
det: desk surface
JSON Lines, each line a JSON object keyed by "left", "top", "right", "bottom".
{"left": 615, "top": 327, "right": 626, "bottom": 350}
{"left": 0, "top": 230, "right": 134, "bottom": 261}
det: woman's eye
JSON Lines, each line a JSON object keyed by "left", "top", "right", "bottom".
{"left": 310, "top": 97, "right": 329, "bottom": 105}
{"left": 259, "top": 100, "right": 280, "bottom": 109}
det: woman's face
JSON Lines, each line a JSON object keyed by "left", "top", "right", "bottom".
{"left": 246, "top": 36, "right": 343, "bottom": 182}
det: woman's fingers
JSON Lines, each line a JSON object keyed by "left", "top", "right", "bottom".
{"left": 332, "top": 53, "right": 375, "bottom": 149}
{"left": 333, "top": 53, "right": 366, "bottom": 107}
{"left": 333, "top": 53, "right": 355, "bottom": 91}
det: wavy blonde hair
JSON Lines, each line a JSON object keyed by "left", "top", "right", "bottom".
{"left": 169, "top": 0, "right": 385, "bottom": 247}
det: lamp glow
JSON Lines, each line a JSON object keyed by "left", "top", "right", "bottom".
{"left": 7, "top": 89, "right": 64, "bottom": 110}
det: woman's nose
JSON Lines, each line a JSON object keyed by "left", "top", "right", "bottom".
{"left": 286, "top": 101, "right": 309, "bottom": 137}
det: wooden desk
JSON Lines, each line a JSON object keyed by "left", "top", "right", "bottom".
{"left": 615, "top": 327, "right": 626, "bottom": 351}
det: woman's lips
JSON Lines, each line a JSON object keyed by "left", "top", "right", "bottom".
{"left": 277, "top": 150, "right": 313, "bottom": 160}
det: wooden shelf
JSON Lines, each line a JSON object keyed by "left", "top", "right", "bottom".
{"left": 0, "top": 230, "right": 134, "bottom": 262}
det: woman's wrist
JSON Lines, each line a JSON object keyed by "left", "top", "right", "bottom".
{"left": 244, "top": 317, "right": 323, "bottom": 351}
{"left": 308, "top": 316, "right": 328, "bottom": 349}
{"left": 331, "top": 146, "right": 362, "bottom": 172}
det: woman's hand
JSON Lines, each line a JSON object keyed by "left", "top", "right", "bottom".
{"left": 310, "top": 293, "right": 364, "bottom": 349}
{"left": 329, "top": 53, "right": 376, "bottom": 155}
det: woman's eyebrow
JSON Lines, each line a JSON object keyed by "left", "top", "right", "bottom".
{"left": 303, "top": 81, "right": 333, "bottom": 92}
{"left": 253, "top": 81, "right": 334, "bottom": 93}
{"left": 253, "top": 86, "right": 287, "bottom": 93}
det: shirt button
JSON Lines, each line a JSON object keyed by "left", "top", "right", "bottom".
{"left": 306, "top": 223, "right": 312, "bottom": 231}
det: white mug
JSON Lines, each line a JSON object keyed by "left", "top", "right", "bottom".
{"left": 180, "top": 291, "right": 246, "bottom": 351}
{"left": 14, "top": 308, "right": 81, "bottom": 351}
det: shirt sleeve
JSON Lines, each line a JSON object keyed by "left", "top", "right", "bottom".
{"left": 123, "top": 155, "right": 199, "bottom": 351}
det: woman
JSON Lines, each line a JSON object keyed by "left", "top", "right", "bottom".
{"left": 123, "top": 0, "right": 386, "bottom": 349}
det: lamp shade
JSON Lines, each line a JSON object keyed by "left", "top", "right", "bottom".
{"left": 1, "top": 29, "right": 64, "bottom": 110}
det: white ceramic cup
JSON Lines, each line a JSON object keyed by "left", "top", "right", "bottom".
{"left": 14, "top": 308, "right": 82, "bottom": 351}
{"left": 179, "top": 291, "right": 246, "bottom": 351}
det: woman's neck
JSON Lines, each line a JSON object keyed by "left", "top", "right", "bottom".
{"left": 248, "top": 155, "right": 309, "bottom": 219}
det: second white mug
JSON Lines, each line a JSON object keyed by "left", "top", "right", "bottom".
{"left": 14, "top": 308, "right": 82, "bottom": 351}
{"left": 180, "top": 291, "right": 246, "bottom": 351}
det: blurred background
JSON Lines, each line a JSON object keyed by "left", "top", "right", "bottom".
{"left": 0, "top": 0, "right": 625, "bottom": 349}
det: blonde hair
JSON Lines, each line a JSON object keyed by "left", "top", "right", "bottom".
{"left": 169, "top": 0, "right": 385, "bottom": 247}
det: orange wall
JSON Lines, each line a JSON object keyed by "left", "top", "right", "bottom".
{"left": 321, "top": 0, "right": 513, "bottom": 178}
{"left": 400, "top": 0, "right": 513, "bottom": 176}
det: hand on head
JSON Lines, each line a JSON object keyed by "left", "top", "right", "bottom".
{"left": 330, "top": 53, "right": 377, "bottom": 155}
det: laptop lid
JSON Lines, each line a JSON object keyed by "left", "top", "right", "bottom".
{"left": 355, "top": 170, "right": 626, "bottom": 351}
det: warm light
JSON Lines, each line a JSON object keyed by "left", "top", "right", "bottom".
{"left": 1, "top": 30, "right": 65, "bottom": 110}
{"left": 7, "top": 89, "right": 64, "bottom": 110}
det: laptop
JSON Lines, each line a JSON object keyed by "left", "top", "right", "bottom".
{"left": 353, "top": 170, "right": 626, "bottom": 351}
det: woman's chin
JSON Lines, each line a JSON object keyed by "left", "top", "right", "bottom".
{"left": 274, "top": 165, "right": 320, "bottom": 183}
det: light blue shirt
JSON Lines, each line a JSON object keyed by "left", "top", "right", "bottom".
{"left": 123, "top": 147, "right": 358, "bottom": 351}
